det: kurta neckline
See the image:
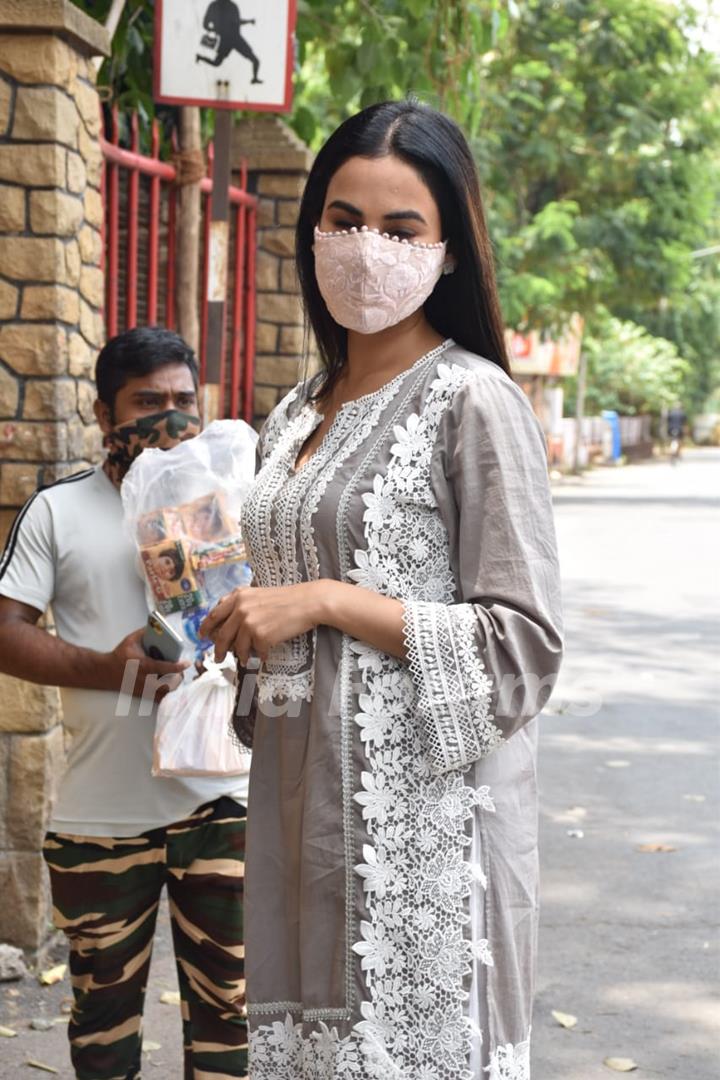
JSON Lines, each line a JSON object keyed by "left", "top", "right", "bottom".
{"left": 291, "top": 338, "right": 454, "bottom": 476}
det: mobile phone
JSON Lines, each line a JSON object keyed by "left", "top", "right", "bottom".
{"left": 142, "top": 610, "right": 185, "bottom": 663}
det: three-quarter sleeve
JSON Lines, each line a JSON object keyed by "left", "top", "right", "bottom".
{"left": 402, "top": 370, "right": 563, "bottom": 774}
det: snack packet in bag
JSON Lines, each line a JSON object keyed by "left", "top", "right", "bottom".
{"left": 152, "top": 651, "right": 249, "bottom": 777}
{"left": 121, "top": 419, "right": 258, "bottom": 661}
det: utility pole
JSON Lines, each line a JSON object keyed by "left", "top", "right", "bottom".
{"left": 202, "top": 93, "right": 233, "bottom": 425}
{"left": 176, "top": 107, "right": 203, "bottom": 355}
{"left": 92, "top": 0, "right": 127, "bottom": 70}
{"left": 104, "top": 0, "right": 128, "bottom": 40}
{"left": 573, "top": 349, "right": 588, "bottom": 473}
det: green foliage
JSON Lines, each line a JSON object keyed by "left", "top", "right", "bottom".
{"left": 70, "top": 0, "right": 720, "bottom": 414}
{"left": 477, "top": 0, "right": 720, "bottom": 332}
{"left": 623, "top": 260, "right": 720, "bottom": 414}
{"left": 292, "top": 0, "right": 507, "bottom": 147}
{"left": 72, "top": 1, "right": 155, "bottom": 116}
{"left": 565, "top": 313, "right": 691, "bottom": 415}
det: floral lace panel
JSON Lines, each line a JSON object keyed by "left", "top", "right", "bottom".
{"left": 313, "top": 226, "right": 447, "bottom": 336}
{"left": 347, "top": 361, "right": 502, "bottom": 772}
{"left": 403, "top": 601, "right": 502, "bottom": 774}
{"left": 484, "top": 1033, "right": 531, "bottom": 1080}
{"left": 242, "top": 400, "right": 319, "bottom": 701}
{"left": 243, "top": 345, "right": 454, "bottom": 705}
{"left": 343, "top": 646, "right": 494, "bottom": 1079}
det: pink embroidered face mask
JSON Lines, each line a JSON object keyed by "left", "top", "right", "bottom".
{"left": 313, "top": 225, "right": 449, "bottom": 335}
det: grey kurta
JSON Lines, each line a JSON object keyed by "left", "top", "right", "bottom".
{"left": 240, "top": 340, "right": 563, "bottom": 1080}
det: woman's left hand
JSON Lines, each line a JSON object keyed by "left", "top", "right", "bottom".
{"left": 199, "top": 582, "right": 326, "bottom": 665}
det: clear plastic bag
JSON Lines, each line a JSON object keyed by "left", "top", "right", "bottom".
{"left": 121, "top": 419, "right": 258, "bottom": 662}
{"left": 152, "top": 651, "right": 249, "bottom": 777}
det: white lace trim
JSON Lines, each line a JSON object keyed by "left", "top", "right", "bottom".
{"left": 402, "top": 601, "right": 501, "bottom": 773}
{"left": 256, "top": 670, "right": 315, "bottom": 704}
{"left": 484, "top": 1032, "right": 531, "bottom": 1080}
{"left": 248, "top": 1017, "right": 531, "bottom": 1080}
{"left": 243, "top": 397, "right": 318, "bottom": 697}
{"left": 243, "top": 344, "right": 454, "bottom": 705}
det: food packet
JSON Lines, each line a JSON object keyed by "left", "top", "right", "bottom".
{"left": 121, "top": 419, "right": 258, "bottom": 661}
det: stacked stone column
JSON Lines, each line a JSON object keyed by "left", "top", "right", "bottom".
{"left": 0, "top": 1, "right": 109, "bottom": 949}
{"left": 232, "top": 116, "right": 315, "bottom": 423}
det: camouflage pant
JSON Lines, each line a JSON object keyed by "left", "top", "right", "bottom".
{"left": 43, "top": 797, "right": 247, "bottom": 1080}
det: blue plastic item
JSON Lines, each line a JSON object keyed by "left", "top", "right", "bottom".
{"left": 601, "top": 410, "right": 622, "bottom": 461}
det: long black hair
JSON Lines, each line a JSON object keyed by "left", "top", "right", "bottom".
{"left": 296, "top": 100, "right": 511, "bottom": 401}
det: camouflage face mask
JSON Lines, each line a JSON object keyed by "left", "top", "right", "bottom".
{"left": 104, "top": 409, "right": 202, "bottom": 487}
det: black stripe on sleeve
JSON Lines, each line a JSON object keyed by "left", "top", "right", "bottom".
{"left": 0, "top": 468, "right": 95, "bottom": 583}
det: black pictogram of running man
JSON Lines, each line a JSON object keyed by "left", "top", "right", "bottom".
{"left": 196, "top": 0, "right": 263, "bottom": 84}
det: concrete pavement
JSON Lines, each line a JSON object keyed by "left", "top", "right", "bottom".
{"left": 1, "top": 449, "right": 718, "bottom": 1078}
{"left": 533, "top": 448, "right": 720, "bottom": 1079}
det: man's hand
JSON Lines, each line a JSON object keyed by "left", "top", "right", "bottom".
{"left": 0, "top": 597, "right": 191, "bottom": 698}
{"left": 103, "top": 628, "right": 190, "bottom": 702}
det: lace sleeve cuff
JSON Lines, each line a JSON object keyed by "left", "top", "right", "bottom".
{"left": 402, "top": 599, "right": 503, "bottom": 774}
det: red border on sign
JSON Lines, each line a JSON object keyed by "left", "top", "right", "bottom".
{"left": 153, "top": 0, "right": 297, "bottom": 113}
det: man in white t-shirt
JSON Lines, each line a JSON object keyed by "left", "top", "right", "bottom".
{"left": 0, "top": 327, "right": 249, "bottom": 1079}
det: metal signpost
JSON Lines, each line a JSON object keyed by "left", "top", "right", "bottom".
{"left": 154, "top": 0, "right": 296, "bottom": 422}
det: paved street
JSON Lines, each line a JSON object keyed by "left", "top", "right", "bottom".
{"left": 1, "top": 449, "right": 718, "bottom": 1078}
{"left": 534, "top": 448, "right": 720, "bottom": 1079}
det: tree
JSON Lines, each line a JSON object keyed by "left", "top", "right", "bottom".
{"left": 474, "top": 0, "right": 720, "bottom": 333}
{"left": 564, "top": 313, "right": 691, "bottom": 415}
{"left": 72, "top": 0, "right": 156, "bottom": 124}
{"left": 291, "top": 0, "right": 508, "bottom": 147}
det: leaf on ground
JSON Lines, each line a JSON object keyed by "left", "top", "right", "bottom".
{"left": 143, "top": 1040, "right": 162, "bottom": 1052}
{"left": 29, "top": 1018, "right": 54, "bottom": 1031}
{"left": 0, "top": 1025, "right": 17, "bottom": 1037}
{"left": 551, "top": 1009, "right": 578, "bottom": 1029}
{"left": 636, "top": 843, "right": 677, "bottom": 853}
{"left": 38, "top": 964, "right": 66, "bottom": 986}
{"left": 26, "top": 1062, "right": 60, "bottom": 1074}
{"left": 605, "top": 760, "right": 631, "bottom": 768}
{"left": 567, "top": 829, "right": 585, "bottom": 839}
{"left": 159, "top": 990, "right": 181, "bottom": 1005}
{"left": 604, "top": 1057, "right": 638, "bottom": 1072}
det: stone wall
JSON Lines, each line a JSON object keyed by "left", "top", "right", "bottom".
{"left": 0, "top": 1, "right": 109, "bottom": 950}
{"left": 232, "top": 116, "right": 315, "bottom": 425}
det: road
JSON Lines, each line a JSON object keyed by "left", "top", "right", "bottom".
{"left": 1, "top": 449, "right": 718, "bottom": 1078}
{"left": 533, "top": 448, "right": 720, "bottom": 1079}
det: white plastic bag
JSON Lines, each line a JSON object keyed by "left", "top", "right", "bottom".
{"left": 121, "top": 419, "right": 258, "bottom": 662}
{"left": 152, "top": 652, "right": 249, "bottom": 777}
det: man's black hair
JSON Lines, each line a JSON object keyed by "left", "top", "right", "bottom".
{"left": 95, "top": 327, "right": 199, "bottom": 413}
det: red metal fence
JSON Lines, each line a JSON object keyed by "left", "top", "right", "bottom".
{"left": 100, "top": 111, "right": 257, "bottom": 421}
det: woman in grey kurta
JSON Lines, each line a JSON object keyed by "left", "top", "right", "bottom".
{"left": 203, "top": 101, "right": 563, "bottom": 1080}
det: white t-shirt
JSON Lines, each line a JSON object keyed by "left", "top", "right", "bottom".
{"left": 0, "top": 465, "right": 249, "bottom": 837}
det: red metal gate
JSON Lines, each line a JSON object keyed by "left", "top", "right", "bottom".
{"left": 101, "top": 110, "right": 257, "bottom": 422}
